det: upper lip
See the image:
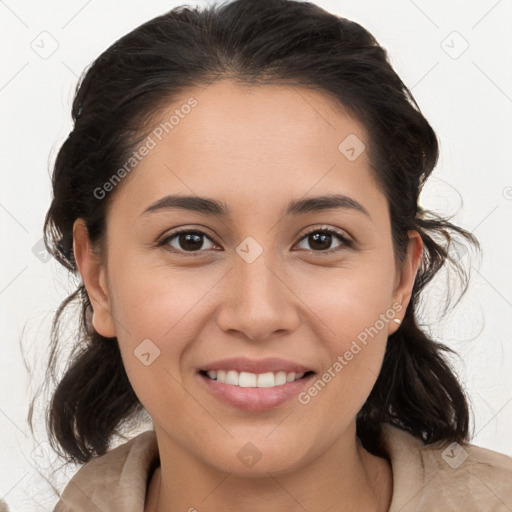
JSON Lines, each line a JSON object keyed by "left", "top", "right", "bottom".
{"left": 199, "top": 357, "right": 313, "bottom": 374}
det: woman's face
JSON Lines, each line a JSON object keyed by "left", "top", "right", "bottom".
{"left": 74, "top": 79, "right": 421, "bottom": 475}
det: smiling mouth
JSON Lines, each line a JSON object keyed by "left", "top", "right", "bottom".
{"left": 199, "top": 369, "right": 315, "bottom": 388}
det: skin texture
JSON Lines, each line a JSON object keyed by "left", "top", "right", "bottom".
{"left": 73, "top": 80, "right": 423, "bottom": 512}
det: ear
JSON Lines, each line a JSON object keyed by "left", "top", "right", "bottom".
{"left": 388, "top": 230, "right": 423, "bottom": 336}
{"left": 72, "top": 218, "right": 117, "bottom": 338}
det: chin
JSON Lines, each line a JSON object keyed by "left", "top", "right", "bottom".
{"left": 198, "top": 436, "right": 310, "bottom": 476}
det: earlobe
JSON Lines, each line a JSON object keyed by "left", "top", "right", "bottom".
{"left": 72, "top": 218, "right": 117, "bottom": 338}
{"left": 388, "top": 230, "right": 423, "bottom": 335}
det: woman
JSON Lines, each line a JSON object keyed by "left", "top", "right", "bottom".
{"left": 31, "top": 0, "right": 512, "bottom": 510}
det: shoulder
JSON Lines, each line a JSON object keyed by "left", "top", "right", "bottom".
{"left": 380, "top": 423, "right": 512, "bottom": 512}
{"left": 54, "top": 430, "right": 159, "bottom": 512}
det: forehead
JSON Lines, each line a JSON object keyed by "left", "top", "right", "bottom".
{"left": 175, "top": 79, "right": 367, "bottom": 160}
{"left": 106, "top": 79, "right": 384, "bottom": 222}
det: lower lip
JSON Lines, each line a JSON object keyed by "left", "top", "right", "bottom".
{"left": 198, "top": 373, "right": 315, "bottom": 412}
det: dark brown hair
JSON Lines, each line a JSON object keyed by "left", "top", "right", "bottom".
{"left": 29, "top": 0, "right": 479, "bottom": 464}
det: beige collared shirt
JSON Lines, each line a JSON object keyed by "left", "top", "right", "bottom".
{"left": 51, "top": 424, "right": 512, "bottom": 511}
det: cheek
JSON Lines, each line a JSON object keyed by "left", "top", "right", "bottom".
{"left": 300, "top": 256, "right": 397, "bottom": 405}
{"left": 305, "top": 256, "right": 397, "bottom": 344}
{"left": 107, "top": 263, "right": 200, "bottom": 427}
{"left": 108, "top": 253, "right": 211, "bottom": 342}
{"left": 106, "top": 253, "right": 230, "bottom": 414}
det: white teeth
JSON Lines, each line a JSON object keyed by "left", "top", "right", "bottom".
{"left": 226, "top": 370, "right": 238, "bottom": 385}
{"left": 239, "top": 371, "right": 257, "bottom": 387}
{"left": 275, "top": 371, "right": 287, "bottom": 385}
{"left": 257, "top": 372, "right": 275, "bottom": 387}
{"left": 205, "top": 370, "right": 307, "bottom": 387}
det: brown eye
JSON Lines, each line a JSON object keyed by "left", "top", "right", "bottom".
{"left": 161, "top": 229, "right": 217, "bottom": 254}
{"left": 295, "top": 228, "right": 352, "bottom": 254}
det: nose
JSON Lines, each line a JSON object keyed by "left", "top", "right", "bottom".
{"left": 215, "top": 247, "right": 300, "bottom": 342}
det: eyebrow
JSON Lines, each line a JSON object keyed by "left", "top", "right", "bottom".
{"left": 141, "top": 193, "right": 371, "bottom": 219}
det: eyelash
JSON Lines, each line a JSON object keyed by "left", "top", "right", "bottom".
{"left": 157, "top": 226, "right": 354, "bottom": 257}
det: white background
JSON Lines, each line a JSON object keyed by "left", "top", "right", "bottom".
{"left": 1, "top": 0, "right": 511, "bottom": 510}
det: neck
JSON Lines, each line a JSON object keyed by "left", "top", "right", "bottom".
{"left": 146, "top": 426, "right": 393, "bottom": 512}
